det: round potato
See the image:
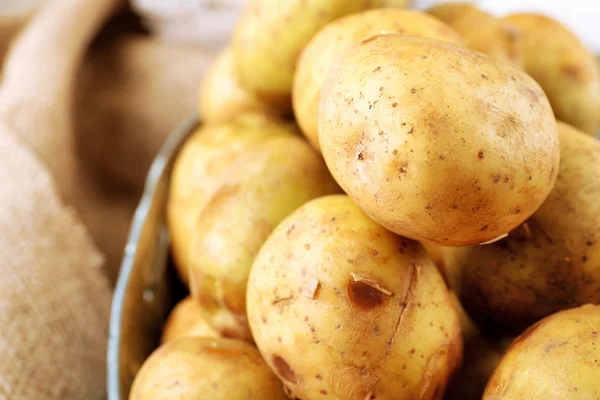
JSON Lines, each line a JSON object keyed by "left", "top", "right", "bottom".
{"left": 318, "top": 34, "right": 559, "bottom": 246}
{"left": 129, "top": 337, "right": 286, "bottom": 400}
{"left": 189, "top": 134, "right": 340, "bottom": 341}
{"left": 503, "top": 13, "right": 600, "bottom": 135}
{"left": 293, "top": 9, "right": 463, "bottom": 151}
{"left": 161, "top": 297, "right": 219, "bottom": 344}
{"left": 199, "top": 48, "right": 288, "bottom": 123}
{"left": 428, "top": 3, "right": 523, "bottom": 68}
{"left": 167, "top": 114, "right": 295, "bottom": 284}
{"left": 443, "top": 122, "right": 600, "bottom": 332}
{"left": 484, "top": 305, "right": 600, "bottom": 399}
{"left": 247, "top": 195, "right": 463, "bottom": 400}
{"left": 232, "top": 0, "right": 380, "bottom": 106}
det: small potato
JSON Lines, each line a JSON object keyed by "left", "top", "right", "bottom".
{"left": 318, "top": 34, "right": 559, "bottom": 246}
{"left": 232, "top": 0, "right": 380, "bottom": 105}
{"left": 199, "top": 48, "right": 288, "bottom": 123}
{"left": 293, "top": 8, "right": 463, "bottom": 151}
{"left": 167, "top": 114, "right": 295, "bottom": 284}
{"left": 189, "top": 133, "right": 340, "bottom": 341}
{"left": 503, "top": 13, "right": 600, "bottom": 135}
{"left": 247, "top": 195, "right": 462, "bottom": 400}
{"left": 428, "top": 3, "right": 523, "bottom": 68}
{"left": 443, "top": 122, "right": 600, "bottom": 332}
{"left": 161, "top": 297, "right": 219, "bottom": 344}
{"left": 129, "top": 337, "right": 286, "bottom": 400}
{"left": 484, "top": 305, "right": 600, "bottom": 399}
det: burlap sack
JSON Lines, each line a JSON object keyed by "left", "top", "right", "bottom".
{"left": 0, "top": 0, "right": 120, "bottom": 397}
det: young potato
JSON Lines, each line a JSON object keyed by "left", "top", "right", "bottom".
{"left": 167, "top": 114, "right": 295, "bottom": 285}
{"left": 428, "top": 3, "right": 523, "bottom": 68}
{"left": 199, "top": 48, "right": 288, "bottom": 123}
{"left": 161, "top": 297, "right": 219, "bottom": 344}
{"left": 484, "top": 305, "right": 600, "bottom": 399}
{"left": 443, "top": 122, "right": 600, "bottom": 332}
{"left": 318, "top": 34, "right": 559, "bottom": 246}
{"left": 293, "top": 9, "right": 464, "bottom": 151}
{"left": 232, "top": 0, "right": 380, "bottom": 107}
{"left": 503, "top": 13, "right": 600, "bottom": 135}
{"left": 129, "top": 337, "right": 286, "bottom": 400}
{"left": 189, "top": 135, "right": 340, "bottom": 341}
{"left": 247, "top": 195, "right": 463, "bottom": 400}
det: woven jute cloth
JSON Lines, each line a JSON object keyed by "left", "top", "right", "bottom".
{"left": 0, "top": 0, "right": 213, "bottom": 397}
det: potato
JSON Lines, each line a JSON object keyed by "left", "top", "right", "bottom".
{"left": 503, "top": 13, "right": 600, "bottom": 135}
{"left": 318, "top": 34, "right": 559, "bottom": 246}
{"left": 167, "top": 114, "right": 295, "bottom": 284}
{"left": 199, "top": 48, "right": 288, "bottom": 123}
{"left": 293, "top": 9, "right": 463, "bottom": 151}
{"left": 443, "top": 122, "right": 600, "bottom": 332}
{"left": 232, "top": 0, "right": 380, "bottom": 106}
{"left": 247, "top": 195, "right": 463, "bottom": 400}
{"left": 428, "top": 3, "right": 523, "bottom": 68}
{"left": 189, "top": 133, "right": 340, "bottom": 341}
{"left": 129, "top": 337, "right": 286, "bottom": 400}
{"left": 484, "top": 305, "right": 600, "bottom": 399}
{"left": 161, "top": 297, "right": 219, "bottom": 344}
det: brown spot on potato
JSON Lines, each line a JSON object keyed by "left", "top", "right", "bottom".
{"left": 392, "top": 102, "right": 398, "bottom": 107}
{"left": 477, "top": 150, "right": 485, "bottom": 159}
{"left": 481, "top": 225, "right": 488, "bottom": 231}
{"left": 272, "top": 356, "right": 297, "bottom": 384}
{"left": 357, "top": 151, "right": 365, "bottom": 161}
{"left": 316, "top": 374, "right": 323, "bottom": 380}
{"left": 410, "top": 88, "right": 416, "bottom": 94}
{"left": 304, "top": 243, "right": 311, "bottom": 250}
{"left": 373, "top": 66, "right": 381, "bottom": 72}
{"left": 493, "top": 174, "right": 501, "bottom": 183}
{"left": 563, "top": 65, "right": 581, "bottom": 80}
{"left": 481, "top": 74, "right": 489, "bottom": 80}
{"left": 320, "top": 389, "right": 328, "bottom": 395}
{"left": 347, "top": 273, "right": 392, "bottom": 311}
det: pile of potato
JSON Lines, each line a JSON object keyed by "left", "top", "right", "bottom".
{"left": 130, "top": 1, "right": 600, "bottom": 399}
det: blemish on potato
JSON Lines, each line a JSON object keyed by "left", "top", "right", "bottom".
{"left": 373, "top": 66, "right": 381, "bottom": 72}
{"left": 347, "top": 273, "right": 392, "bottom": 310}
{"left": 477, "top": 150, "right": 485, "bottom": 160}
{"left": 410, "top": 88, "right": 417, "bottom": 94}
{"left": 272, "top": 356, "right": 297, "bottom": 384}
{"left": 481, "top": 74, "right": 489, "bottom": 80}
{"left": 392, "top": 102, "right": 398, "bottom": 107}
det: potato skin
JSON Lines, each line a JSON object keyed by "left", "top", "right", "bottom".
{"left": 503, "top": 13, "right": 600, "bottom": 135}
{"left": 199, "top": 48, "right": 287, "bottom": 123}
{"left": 129, "top": 337, "right": 286, "bottom": 400}
{"left": 247, "top": 195, "right": 462, "bottom": 400}
{"left": 444, "top": 122, "right": 600, "bottom": 332}
{"left": 189, "top": 134, "right": 340, "bottom": 341}
{"left": 232, "top": 0, "right": 380, "bottom": 104}
{"left": 318, "top": 34, "right": 559, "bottom": 246}
{"left": 161, "top": 297, "right": 219, "bottom": 344}
{"left": 293, "top": 9, "right": 463, "bottom": 152}
{"left": 428, "top": 3, "right": 523, "bottom": 68}
{"left": 484, "top": 305, "right": 600, "bottom": 399}
{"left": 167, "top": 114, "right": 295, "bottom": 285}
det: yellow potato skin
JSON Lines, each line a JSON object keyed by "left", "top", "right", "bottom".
{"left": 199, "top": 48, "right": 287, "bottom": 123}
{"left": 428, "top": 3, "right": 523, "bottom": 68}
{"left": 444, "top": 122, "right": 600, "bottom": 331}
{"left": 167, "top": 114, "right": 294, "bottom": 285}
{"left": 484, "top": 305, "right": 600, "bottom": 399}
{"left": 247, "top": 195, "right": 462, "bottom": 400}
{"left": 293, "top": 9, "right": 464, "bottom": 152}
{"left": 503, "top": 13, "right": 600, "bottom": 135}
{"left": 129, "top": 337, "right": 286, "bottom": 400}
{"left": 318, "top": 34, "right": 559, "bottom": 246}
{"left": 161, "top": 297, "right": 219, "bottom": 344}
{"left": 189, "top": 134, "right": 340, "bottom": 341}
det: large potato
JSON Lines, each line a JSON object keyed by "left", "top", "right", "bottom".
{"left": 232, "top": 0, "right": 380, "bottom": 106}
{"left": 247, "top": 195, "right": 462, "bottom": 400}
{"left": 129, "top": 337, "right": 286, "bottom": 400}
{"left": 293, "top": 9, "right": 463, "bottom": 151}
{"left": 161, "top": 297, "right": 219, "bottom": 344}
{"left": 318, "top": 34, "right": 559, "bottom": 246}
{"left": 444, "top": 122, "right": 600, "bottom": 332}
{"left": 428, "top": 3, "right": 523, "bottom": 68}
{"left": 503, "top": 13, "right": 600, "bottom": 135}
{"left": 167, "top": 114, "right": 294, "bottom": 284}
{"left": 189, "top": 134, "right": 340, "bottom": 341}
{"left": 484, "top": 305, "right": 600, "bottom": 399}
{"left": 199, "top": 48, "right": 288, "bottom": 123}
